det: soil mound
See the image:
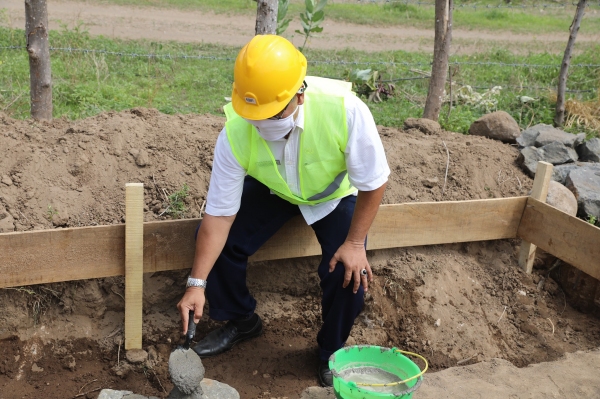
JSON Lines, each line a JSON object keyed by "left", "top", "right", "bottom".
{"left": 1, "top": 109, "right": 599, "bottom": 398}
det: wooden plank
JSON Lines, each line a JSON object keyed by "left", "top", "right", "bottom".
{"left": 0, "top": 225, "right": 125, "bottom": 288}
{"left": 517, "top": 197, "right": 600, "bottom": 281}
{"left": 125, "top": 183, "right": 144, "bottom": 350}
{"left": 367, "top": 197, "right": 527, "bottom": 249}
{"left": 143, "top": 218, "right": 199, "bottom": 273}
{"left": 252, "top": 197, "right": 528, "bottom": 261}
{"left": 518, "top": 161, "right": 553, "bottom": 273}
{"left": 0, "top": 197, "right": 528, "bottom": 288}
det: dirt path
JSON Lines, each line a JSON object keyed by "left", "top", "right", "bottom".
{"left": 2, "top": 0, "right": 600, "bottom": 54}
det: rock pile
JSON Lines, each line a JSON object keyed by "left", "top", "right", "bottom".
{"left": 515, "top": 124, "right": 600, "bottom": 220}
{"left": 468, "top": 113, "right": 600, "bottom": 220}
{"left": 96, "top": 350, "right": 239, "bottom": 399}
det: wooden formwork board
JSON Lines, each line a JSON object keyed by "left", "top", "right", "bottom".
{"left": 0, "top": 197, "right": 528, "bottom": 289}
{"left": 517, "top": 197, "right": 600, "bottom": 281}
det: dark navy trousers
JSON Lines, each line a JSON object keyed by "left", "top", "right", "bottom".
{"left": 202, "top": 176, "right": 364, "bottom": 362}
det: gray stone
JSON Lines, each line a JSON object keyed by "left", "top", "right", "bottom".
{"left": 552, "top": 162, "right": 600, "bottom": 184}
{"left": 468, "top": 111, "right": 520, "bottom": 143}
{"left": 538, "top": 142, "right": 578, "bottom": 165}
{"left": 403, "top": 118, "right": 441, "bottom": 135}
{"left": 552, "top": 163, "right": 580, "bottom": 184}
{"left": 534, "top": 127, "right": 585, "bottom": 148}
{"left": 546, "top": 181, "right": 578, "bottom": 216}
{"left": 518, "top": 142, "right": 579, "bottom": 177}
{"left": 125, "top": 349, "right": 148, "bottom": 364}
{"left": 516, "top": 146, "right": 543, "bottom": 177}
{"left": 97, "top": 390, "right": 134, "bottom": 399}
{"left": 566, "top": 167, "right": 600, "bottom": 219}
{"left": 97, "top": 389, "right": 160, "bottom": 399}
{"left": 516, "top": 125, "right": 543, "bottom": 148}
{"left": 577, "top": 138, "right": 600, "bottom": 162}
{"left": 167, "top": 379, "right": 239, "bottom": 399}
{"left": 169, "top": 349, "right": 204, "bottom": 395}
{"left": 167, "top": 387, "right": 204, "bottom": 399}
{"left": 300, "top": 386, "right": 335, "bottom": 399}
{"left": 200, "top": 379, "right": 240, "bottom": 399}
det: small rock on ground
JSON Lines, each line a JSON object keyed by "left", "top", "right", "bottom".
{"left": 167, "top": 379, "right": 240, "bottom": 399}
{"left": 468, "top": 111, "right": 520, "bottom": 143}
{"left": 1, "top": 175, "right": 13, "bottom": 186}
{"left": 546, "top": 180, "right": 578, "bottom": 217}
{"left": 125, "top": 349, "right": 148, "bottom": 364}
{"left": 97, "top": 390, "right": 160, "bottom": 399}
{"left": 403, "top": 118, "right": 441, "bottom": 135}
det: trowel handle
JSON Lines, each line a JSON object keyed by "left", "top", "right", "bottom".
{"left": 187, "top": 309, "right": 197, "bottom": 340}
{"left": 183, "top": 310, "right": 197, "bottom": 350}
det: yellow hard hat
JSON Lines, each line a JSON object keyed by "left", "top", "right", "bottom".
{"left": 232, "top": 35, "right": 307, "bottom": 120}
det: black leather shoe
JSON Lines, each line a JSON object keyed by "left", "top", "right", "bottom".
{"left": 192, "top": 314, "right": 263, "bottom": 358}
{"left": 318, "top": 361, "right": 333, "bottom": 387}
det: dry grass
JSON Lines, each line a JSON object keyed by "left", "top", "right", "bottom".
{"left": 550, "top": 90, "right": 600, "bottom": 136}
{"left": 564, "top": 97, "right": 600, "bottom": 133}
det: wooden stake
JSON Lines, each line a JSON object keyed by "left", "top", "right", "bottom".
{"left": 125, "top": 183, "right": 144, "bottom": 350}
{"left": 518, "top": 161, "right": 553, "bottom": 273}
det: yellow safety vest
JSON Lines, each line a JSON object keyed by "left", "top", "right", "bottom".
{"left": 224, "top": 76, "right": 357, "bottom": 205}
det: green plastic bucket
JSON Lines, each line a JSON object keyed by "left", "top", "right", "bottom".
{"left": 329, "top": 346, "right": 424, "bottom": 399}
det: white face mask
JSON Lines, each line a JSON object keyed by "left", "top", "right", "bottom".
{"left": 244, "top": 105, "right": 298, "bottom": 141}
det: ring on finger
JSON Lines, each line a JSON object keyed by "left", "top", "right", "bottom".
{"left": 360, "top": 269, "right": 368, "bottom": 276}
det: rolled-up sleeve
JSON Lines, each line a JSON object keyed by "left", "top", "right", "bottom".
{"left": 344, "top": 95, "right": 390, "bottom": 191}
{"left": 205, "top": 129, "right": 247, "bottom": 216}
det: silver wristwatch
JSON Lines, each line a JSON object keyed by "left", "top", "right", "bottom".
{"left": 186, "top": 276, "right": 207, "bottom": 289}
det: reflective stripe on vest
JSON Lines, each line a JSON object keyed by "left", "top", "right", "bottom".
{"left": 224, "top": 77, "right": 357, "bottom": 205}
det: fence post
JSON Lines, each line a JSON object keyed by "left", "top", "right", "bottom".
{"left": 518, "top": 161, "right": 553, "bottom": 273}
{"left": 125, "top": 183, "right": 144, "bottom": 350}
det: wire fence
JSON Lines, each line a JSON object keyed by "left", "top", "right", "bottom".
{"left": 2, "top": 45, "right": 600, "bottom": 70}
{"left": 0, "top": 39, "right": 598, "bottom": 123}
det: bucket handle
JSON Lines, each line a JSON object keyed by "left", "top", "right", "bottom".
{"left": 353, "top": 348, "right": 428, "bottom": 388}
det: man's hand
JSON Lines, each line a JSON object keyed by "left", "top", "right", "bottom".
{"left": 329, "top": 239, "right": 373, "bottom": 294}
{"left": 177, "top": 287, "right": 206, "bottom": 335}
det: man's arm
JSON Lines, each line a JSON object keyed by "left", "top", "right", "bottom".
{"left": 328, "top": 182, "right": 386, "bottom": 293}
{"left": 177, "top": 213, "right": 235, "bottom": 334}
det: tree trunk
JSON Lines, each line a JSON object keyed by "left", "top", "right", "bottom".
{"left": 255, "top": 0, "right": 278, "bottom": 35}
{"left": 25, "top": 0, "right": 52, "bottom": 120}
{"left": 423, "top": 0, "right": 453, "bottom": 121}
{"left": 555, "top": 0, "right": 587, "bottom": 127}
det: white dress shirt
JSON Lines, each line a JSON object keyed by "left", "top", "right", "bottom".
{"left": 205, "top": 93, "right": 390, "bottom": 225}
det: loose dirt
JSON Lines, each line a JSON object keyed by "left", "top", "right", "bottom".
{"left": 2, "top": 0, "right": 600, "bottom": 54}
{"left": 1, "top": 109, "right": 600, "bottom": 398}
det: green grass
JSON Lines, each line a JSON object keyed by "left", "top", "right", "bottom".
{"left": 0, "top": 26, "right": 598, "bottom": 137}
{"left": 64, "top": 0, "right": 600, "bottom": 34}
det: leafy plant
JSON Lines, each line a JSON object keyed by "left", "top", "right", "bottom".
{"left": 46, "top": 205, "right": 58, "bottom": 221}
{"left": 347, "top": 69, "right": 395, "bottom": 102}
{"left": 276, "top": 0, "right": 292, "bottom": 35}
{"left": 164, "top": 184, "right": 189, "bottom": 219}
{"left": 295, "top": 0, "right": 327, "bottom": 52}
{"left": 588, "top": 215, "right": 598, "bottom": 226}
